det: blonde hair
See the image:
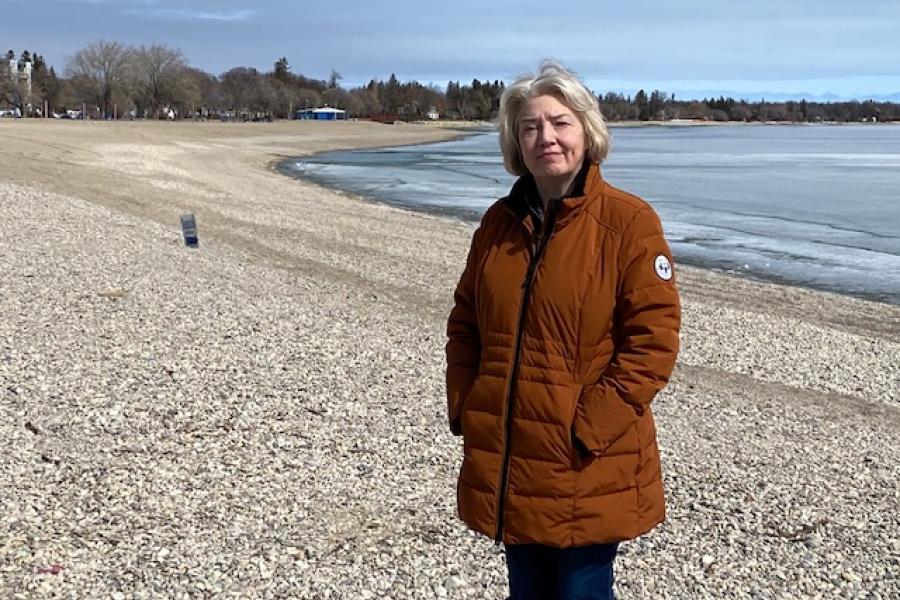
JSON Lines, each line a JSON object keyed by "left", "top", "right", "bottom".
{"left": 498, "top": 60, "right": 610, "bottom": 176}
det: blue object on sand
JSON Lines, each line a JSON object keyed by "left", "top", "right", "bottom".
{"left": 181, "top": 214, "right": 199, "bottom": 247}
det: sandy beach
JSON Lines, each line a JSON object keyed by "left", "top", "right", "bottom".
{"left": 1, "top": 119, "right": 898, "bottom": 598}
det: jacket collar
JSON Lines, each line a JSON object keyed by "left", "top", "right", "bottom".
{"left": 502, "top": 159, "right": 602, "bottom": 233}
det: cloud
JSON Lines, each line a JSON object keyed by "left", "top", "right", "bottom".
{"left": 62, "top": 0, "right": 151, "bottom": 4}
{"left": 18, "top": 0, "right": 900, "bottom": 97}
{"left": 62, "top": 0, "right": 255, "bottom": 20}
{"left": 129, "top": 7, "right": 255, "bottom": 21}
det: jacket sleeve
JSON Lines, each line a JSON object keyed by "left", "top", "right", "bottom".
{"left": 573, "top": 207, "right": 681, "bottom": 454}
{"left": 445, "top": 224, "right": 485, "bottom": 436}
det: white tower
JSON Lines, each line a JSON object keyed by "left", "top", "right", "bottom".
{"left": 22, "top": 60, "right": 32, "bottom": 104}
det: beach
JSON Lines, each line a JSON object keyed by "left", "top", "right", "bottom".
{"left": 1, "top": 119, "right": 898, "bottom": 598}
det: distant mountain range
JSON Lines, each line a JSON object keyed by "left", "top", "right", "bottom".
{"left": 669, "top": 90, "right": 900, "bottom": 103}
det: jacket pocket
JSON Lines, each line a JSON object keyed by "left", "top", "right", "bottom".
{"left": 568, "top": 384, "right": 594, "bottom": 470}
{"left": 570, "top": 429, "right": 594, "bottom": 471}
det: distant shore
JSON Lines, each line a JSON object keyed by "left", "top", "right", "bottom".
{"left": 409, "top": 117, "right": 900, "bottom": 128}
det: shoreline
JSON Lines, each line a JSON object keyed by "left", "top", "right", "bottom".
{"left": 264, "top": 123, "right": 479, "bottom": 175}
{"left": 274, "top": 134, "right": 900, "bottom": 308}
{"left": 286, "top": 173, "right": 900, "bottom": 307}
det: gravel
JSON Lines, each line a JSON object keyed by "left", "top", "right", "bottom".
{"left": 2, "top": 181, "right": 898, "bottom": 598}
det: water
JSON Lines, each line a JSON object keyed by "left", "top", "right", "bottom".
{"left": 280, "top": 125, "right": 900, "bottom": 304}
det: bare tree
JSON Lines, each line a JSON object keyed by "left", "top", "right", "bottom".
{"left": 220, "top": 67, "right": 260, "bottom": 116}
{"left": 131, "top": 44, "right": 190, "bottom": 118}
{"left": 0, "top": 77, "right": 23, "bottom": 113}
{"left": 182, "top": 67, "right": 222, "bottom": 117}
{"left": 65, "top": 40, "right": 131, "bottom": 118}
{"left": 295, "top": 87, "right": 324, "bottom": 112}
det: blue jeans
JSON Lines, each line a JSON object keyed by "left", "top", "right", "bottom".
{"left": 506, "top": 542, "right": 618, "bottom": 600}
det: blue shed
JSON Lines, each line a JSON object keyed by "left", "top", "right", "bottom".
{"left": 296, "top": 106, "right": 347, "bottom": 120}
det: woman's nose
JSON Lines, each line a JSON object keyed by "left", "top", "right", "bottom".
{"left": 537, "top": 122, "right": 555, "bottom": 145}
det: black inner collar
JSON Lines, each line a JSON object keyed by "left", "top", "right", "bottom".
{"left": 506, "top": 158, "right": 592, "bottom": 231}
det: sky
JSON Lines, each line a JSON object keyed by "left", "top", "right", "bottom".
{"left": 2, "top": 0, "right": 899, "bottom": 100}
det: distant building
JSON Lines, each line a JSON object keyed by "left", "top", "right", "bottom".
{"left": 296, "top": 106, "right": 347, "bottom": 120}
{"left": 0, "top": 55, "right": 32, "bottom": 111}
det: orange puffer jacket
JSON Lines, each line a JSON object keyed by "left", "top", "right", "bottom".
{"left": 446, "top": 162, "right": 680, "bottom": 547}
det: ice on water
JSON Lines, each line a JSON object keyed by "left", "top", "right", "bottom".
{"left": 283, "top": 125, "right": 900, "bottom": 303}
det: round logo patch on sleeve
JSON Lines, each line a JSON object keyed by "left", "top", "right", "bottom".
{"left": 654, "top": 254, "right": 673, "bottom": 281}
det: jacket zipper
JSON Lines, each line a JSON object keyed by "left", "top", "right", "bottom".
{"left": 494, "top": 201, "right": 560, "bottom": 543}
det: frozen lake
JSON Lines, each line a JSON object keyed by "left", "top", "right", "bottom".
{"left": 280, "top": 124, "right": 900, "bottom": 304}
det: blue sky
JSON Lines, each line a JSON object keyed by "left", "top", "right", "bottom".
{"left": 2, "top": 0, "right": 899, "bottom": 100}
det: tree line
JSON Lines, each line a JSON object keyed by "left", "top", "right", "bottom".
{"left": 599, "top": 90, "right": 898, "bottom": 123}
{"left": 2, "top": 40, "right": 898, "bottom": 123}
{"left": 0, "top": 40, "right": 499, "bottom": 121}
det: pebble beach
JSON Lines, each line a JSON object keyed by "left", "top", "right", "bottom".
{"left": 1, "top": 119, "right": 898, "bottom": 599}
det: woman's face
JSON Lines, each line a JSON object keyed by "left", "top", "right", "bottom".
{"left": 517, "top": 94, "right": 586, "bottom": 183}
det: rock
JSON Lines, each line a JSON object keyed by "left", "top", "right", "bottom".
{"left": 841, "top": 570, "right": 861, "bottom": 583}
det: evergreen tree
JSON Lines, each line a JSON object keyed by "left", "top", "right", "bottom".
{"left": 635, "top": 89, "right": 649, "bottom": 120}
{"left": 274, "top": 57, "right": 291, "bottom": 82}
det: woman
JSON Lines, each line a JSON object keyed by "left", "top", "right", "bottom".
{"left": 446, "top": 61, "right": 681, "bottom": 599}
